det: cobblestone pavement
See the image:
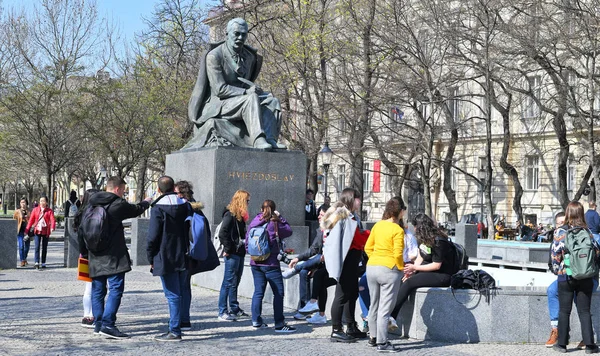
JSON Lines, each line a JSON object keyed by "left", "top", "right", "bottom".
{"left": 0, "top": 242, "right": 569, "bottom": 355}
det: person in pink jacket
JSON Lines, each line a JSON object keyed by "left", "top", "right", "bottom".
{"left": 25, "top": 196, "right": 56, "bottom": 269}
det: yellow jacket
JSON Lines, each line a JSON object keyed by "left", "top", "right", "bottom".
{"left": 364, "top": 220, "right": 404, "bottom": 270}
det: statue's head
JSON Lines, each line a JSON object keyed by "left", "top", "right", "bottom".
{"left": 226, "top": 18, "right": 248, "bottom": 52}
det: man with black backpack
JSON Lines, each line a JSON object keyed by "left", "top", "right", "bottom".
{"left": 147, "top": 176, "right": 191, "bottom": 342}
{"left": 82, "top": 176, "right": 151, "bottom": 339}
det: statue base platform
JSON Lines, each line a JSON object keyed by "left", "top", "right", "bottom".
{"left": 165, "top": 146, "right": 309, "bottom": 252}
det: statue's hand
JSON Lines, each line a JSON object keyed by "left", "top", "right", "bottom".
{"left": 247, "top": 85, "right": 262, "bottom": 95}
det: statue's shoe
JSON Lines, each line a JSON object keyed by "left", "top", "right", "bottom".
{"left": 268, "top": 140, "right": 287, "bottom": 149}
{"left": 254, "top": 137, "right": 272, "bottom": 149}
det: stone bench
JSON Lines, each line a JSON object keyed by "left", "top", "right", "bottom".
{"left": 407, "top": 286, "right": 600, "bottom": 343}
{"left": 192, "top": 259, "right": 600, "bottom": 343}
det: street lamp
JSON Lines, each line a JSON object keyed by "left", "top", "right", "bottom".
{"left": 319, "top": 141, "right": 334, "bottom": 198}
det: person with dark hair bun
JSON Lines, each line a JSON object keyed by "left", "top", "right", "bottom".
{"left": 389, "top": 213, "right": 455, "bottom": 323}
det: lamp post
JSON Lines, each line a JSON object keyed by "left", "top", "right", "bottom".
{"left": 319, "top": 141, "right": 334, "bottom": 199}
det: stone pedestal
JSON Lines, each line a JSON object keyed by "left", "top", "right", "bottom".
{"left": 65, "top": 218, "right": 80, "bottom": 268}
{"left": 0, "top": 219, "right": 17, "bottom": 269}
{"left": 130, "top": 218, "right": 150, "bottom": 266}
{"left": 454, "top": 223, "right": 478, "bottom": 259}
{"left": 165, "top": 146, "right": 307, "bottom": 227}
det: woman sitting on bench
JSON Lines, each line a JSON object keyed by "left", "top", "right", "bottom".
{"left": 389, "top": 213, "right": 456, "bottom": 322}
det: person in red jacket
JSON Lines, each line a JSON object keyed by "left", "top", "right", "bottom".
{"left": 25, "top": 196, "right": 56, "bottom": 270}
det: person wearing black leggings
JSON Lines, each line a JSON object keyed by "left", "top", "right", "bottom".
{"left": 390, "top": 213, "right": 455, "bottom": 321}
{"left": 550, "top": 201, "right": 598, "bottom": 354}
{"left": 321, "top": 188, "right": 370, "bottom": 343}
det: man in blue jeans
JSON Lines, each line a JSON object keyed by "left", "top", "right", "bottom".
{"left": 147, "top": 176, "right": 191, "bottom": 341}
{"left": 83, "top": 176, "right": 151, "bottom": 339}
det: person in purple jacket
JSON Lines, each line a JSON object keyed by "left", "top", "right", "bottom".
{"left": 245, "top": 199, "right": 297, "bottom": 333}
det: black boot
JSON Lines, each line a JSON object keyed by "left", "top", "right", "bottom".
{"left": 368, "top": 337, "right": 377, "bottom": 347}
{"left": 346, "top": 321, "right": 367, "bottom": 339}
{"left": 331, "top": 325, "right": 357, "bottom": 343}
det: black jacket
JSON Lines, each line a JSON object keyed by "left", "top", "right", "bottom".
{"left": 219, "top": 210, "right": 246, "bottom": 257}
{"left": 82, "top": 191, "right": 150, "bottom": 278}
{"left": 147, "top": 192, "right": 191, "bottom": 277}
{"left": 297, "top": 229, "right": 324, "bottom": 261}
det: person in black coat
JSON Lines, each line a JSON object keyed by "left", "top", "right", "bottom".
{"left": 81, "top": 176, "right": 150, "bottom": 339}
{"left": 147, "top": 176, "right": 191, "bottom": 341}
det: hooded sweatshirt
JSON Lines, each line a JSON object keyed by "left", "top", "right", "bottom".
{"left": 147, "top": 192, "right": 192, "bottom": 276}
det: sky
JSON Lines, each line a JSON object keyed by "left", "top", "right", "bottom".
{"left": 2, "top": 0, "right": 159, "bottom": 42}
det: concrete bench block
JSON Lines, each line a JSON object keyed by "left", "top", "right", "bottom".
{"left": 65, "top": 218, "right": 80, "bottom": 268}
{"left": 0, "top": 219, "right": 17, "bottom": 269}
{"left": 130, "top": 218, "right": 150, "bottom": 266}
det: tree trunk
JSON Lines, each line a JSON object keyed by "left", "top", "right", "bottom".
{"left": 554, "top": 114, "right": 570, "bottom": 209}
{"left": 306, "top": 155, "right": 318, "bottom": 195}
{"left": 136, "top": 159, "right": 148, "bottom": 202}
{"left": 442, "top": 126, "right": 459, "bottom": 224}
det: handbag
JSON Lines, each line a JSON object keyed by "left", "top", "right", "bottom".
{"left": 77, "top": 257, "right": 92, "bottom": 282}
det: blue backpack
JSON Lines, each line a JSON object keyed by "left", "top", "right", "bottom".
{"left": 188, "top": 212, "right": 209, "bottom": 261}
{"left": 247, "top": 223, "right": 271, "bottom": 261}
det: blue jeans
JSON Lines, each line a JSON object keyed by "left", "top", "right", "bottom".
{"left": 34, "top": 235, "right": 49, "bottom": 264}
{"left": 358, "top": 272, "right": 370, "bottom": 318}
{"left": 17, "top": 234, "right": 30, "bottom": 262}
{"left": 160, "top": 270, "right": 188, "bottom": 336}
{"left": 181, "top": 272, "right": 192, "bottom": 324}
{"left": 297, "top": 254, "right": 322, "bottom": 307}
{"left": 218, "top": 254, "right": 244, "bottom": 316}
{"left": 92, "top": 272, "right": 126, "bottom": 329}
{"left": 593, "top": 234, "right": 600, "bottom": 245}
{"left": 250, "top": 265, "right": 285, "bottom": 328}
{"left": 548, "top": 278, "right": 599, "bottom": 327}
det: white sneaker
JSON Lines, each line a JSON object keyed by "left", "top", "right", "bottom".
{"left": 388, "top": 318, "right": 399, "bottom": 332}
{"left": 298, "top": 300, "right": 319, "bottom": 314}
{"left": 307, "top": 313, "right": 327, "bottom": 324}
{"left": 293, "top": 312, "right": 307, "bottom": 320}
{"left": 282, "top": 268, "right": 299, "bottom": 279}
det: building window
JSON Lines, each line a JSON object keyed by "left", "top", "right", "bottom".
{"left": 337, "top": 165, "right": 346, "bottom": 191}
{"left": 450, "top": 167, "right": 457, "bottom": 191}
{"left": 522, "top": 76, "right": 541, "bottom": 118}
{"left": 567, "top": 157, "right": 576, "bottom": 191}
{"left": 418, "top": 102, "right": 429, "bottom": 120}
{"left": 338, "top": 118, "right": 346, "bottom": 133}
{"left": 448, "top": 87, "right": 460, "bottom": 120}
{"left": 389, "top": 105, "right": 403, "bottom": 129}
{"left": 525, "top": 155, "right": 539, "bottom": 190}
{"left": 363, "top": 162, "right": 371, "bottom": 193}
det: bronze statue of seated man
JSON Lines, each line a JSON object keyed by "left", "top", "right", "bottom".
{"left": 185, "top": 18, "right": 286, "bottom": 150}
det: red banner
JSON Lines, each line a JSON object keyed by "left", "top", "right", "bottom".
{"left": 373, "top": 160, "right": 381, "bottom": 193}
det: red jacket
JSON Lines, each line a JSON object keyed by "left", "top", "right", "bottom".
{"left": 25, "top": 206, "right": 56, "bottom": 236}
{"left": 350, "top": 226, "right": 370, "bottom": 251}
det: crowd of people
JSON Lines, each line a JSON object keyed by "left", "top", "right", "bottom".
{"left": 14, "top": 177, "right": 600, "bottom": 351}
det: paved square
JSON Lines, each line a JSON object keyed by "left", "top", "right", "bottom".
{"left": 0, "top": 242, "right": 563, "bottom": 355}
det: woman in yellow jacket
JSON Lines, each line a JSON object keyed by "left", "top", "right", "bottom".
{"left": 364, "top": 197, "right": 406, "bottom": 353}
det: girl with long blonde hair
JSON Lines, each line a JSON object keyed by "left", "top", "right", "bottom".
{"left": 217, "top": 190, "right": 251, "bottom": 321}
